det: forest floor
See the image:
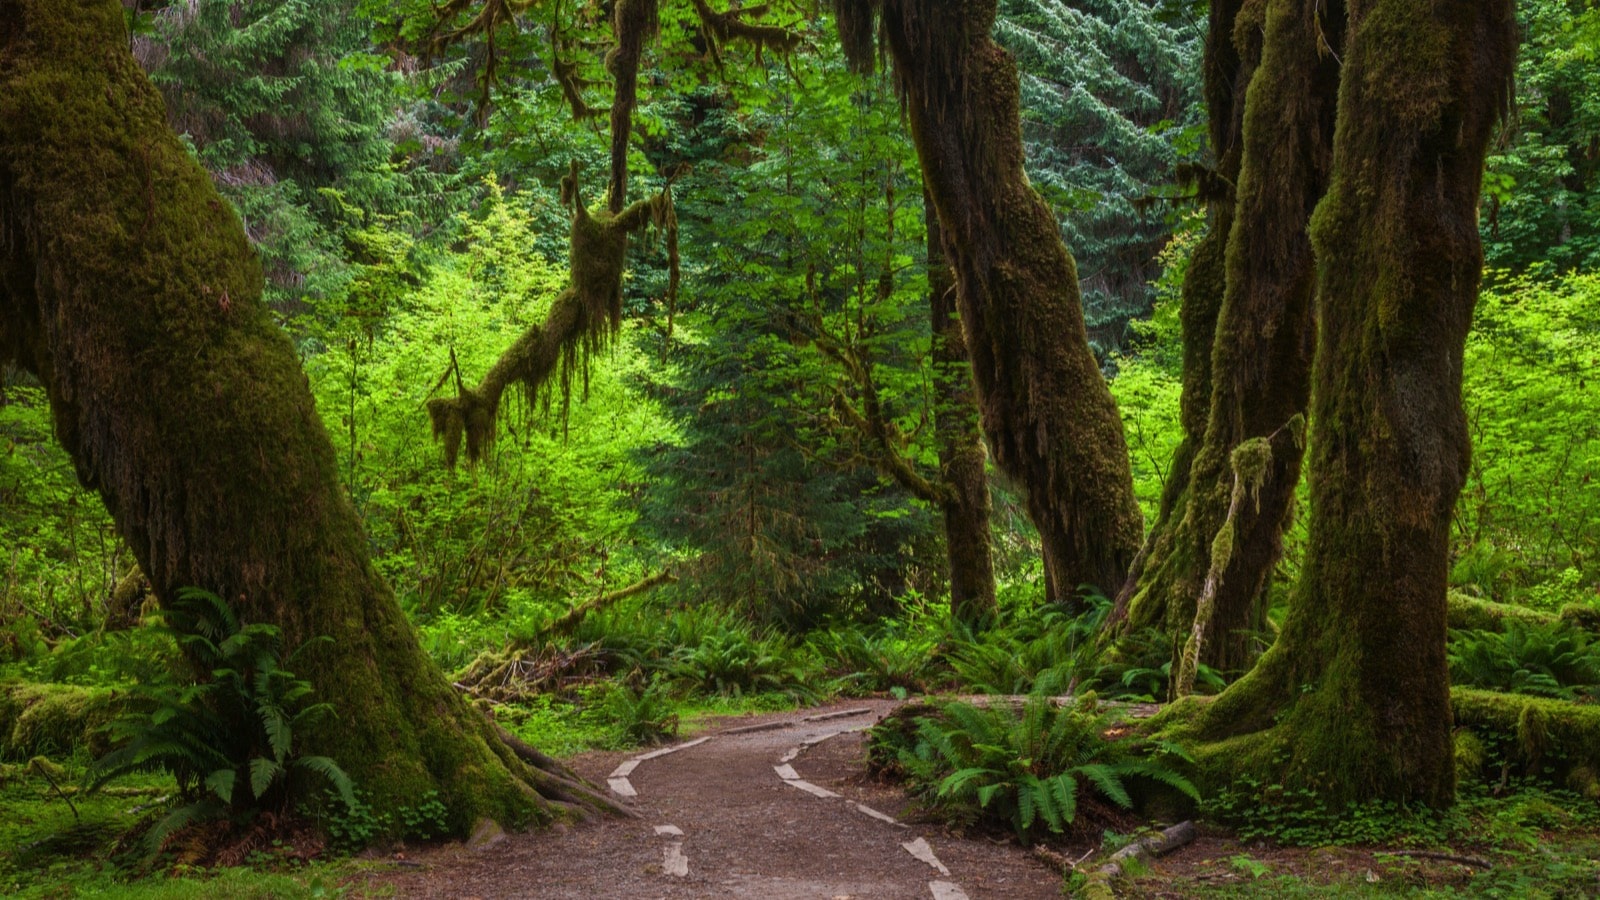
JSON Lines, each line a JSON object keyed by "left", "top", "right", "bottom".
{"left": 347, "top": 699, "right": 1600, "bottom": 899}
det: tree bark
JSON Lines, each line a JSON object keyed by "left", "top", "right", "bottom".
{"left": 0, "top": 0, "right": 618, "bottom": 834}
{"left": 1155, "top": 0, "right": 1516, "bottom": 806}
{"left": 1110, "top": 0, "right": 1251, "bottom": 629}
{"left": 836, "top": 0, "right": 1143, "bottom": 604}
{"left": 926, "top": 193, "right": 995, "bottom": 625}
{"left": 1111, "top": 0, "right": 1343, "bottom": 680}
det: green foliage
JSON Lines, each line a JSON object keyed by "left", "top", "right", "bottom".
{"left": 0, "top": 380, "right": 124, "bottom": 650}
{"left": 598, "top": 681, "right": 678, "bottom": 747}
{"left": 807, "top": 618, "right": 942, "bottom": 695}
{"left": 1108, "top": 221, "right": 1192, "bottom": 520}
{"left": 134, "top": 0, "right": 433, "bottom": 313}
{"left": 634, "top": 53, "right": 938, "bottom": 628}
{"left": 666, "top": 631, "right": 817, "bottom": 700}
{"left": 1449, "top": 622, "right": 1600, "bottom": 701}
{"left": 1456, "top": 271, "right": 1600, "bottom": 601}
{"left": 87, "top": 590, "right": 353, "bottom": 852}
{"left": 319, "top": 786, "right": 447, "bottom": 849}
{"left": 1481, "top": 0, "right": 1600, "bottom": 273}
{"left": 873, "top": 694, "right": 1197, "bottom": 844}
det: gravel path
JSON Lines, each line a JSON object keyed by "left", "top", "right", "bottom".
{"left": 368, "top": 699, "right": 1061, "bottom": 899}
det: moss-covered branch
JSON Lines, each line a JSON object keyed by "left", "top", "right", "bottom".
{"left": 1110, "top": 0, "right": 1339, "bottom": 677}
{"left": 427, "top": 161, "right": 677, "bottom": 465}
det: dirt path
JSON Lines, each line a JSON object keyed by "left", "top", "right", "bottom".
{"left": 368, "top": 700, "right": 1061, "bottom": 899}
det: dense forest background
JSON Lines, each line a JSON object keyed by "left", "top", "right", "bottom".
{"left": 1, "top": 0, "right": 1598, "bottom": 894}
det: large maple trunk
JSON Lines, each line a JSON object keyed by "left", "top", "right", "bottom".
{"left": 837, "top": 0, "right": 1143, "bottom": 604}
{"left": 0, "top": 0, "right": 615, "bottom": 835}
{"left": 1156, "top": 0, "right": 1516, "bottom": 805}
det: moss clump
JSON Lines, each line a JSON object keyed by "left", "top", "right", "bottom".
{"left": 0, "top": 683, "right": 117, "bottom": 759}
{"left": 1559, "top": 602, "right": 1600, "bottom": 633}
{"left": 1453, "top": 728, "right": 1486, "bottom": 784}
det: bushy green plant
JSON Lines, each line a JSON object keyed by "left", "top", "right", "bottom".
{"left": 1449, "top": 622, "right": 1600, "bottom": 701}
{"left": 807, "top": 622, "right": 941, "bottom": 695}
{"left": 598, "top": 680, "right": 678, "bottom": 747}
{"left": 874, "top": 694, "right": 1197, "bottom": 844}
{"left": 87, "top": 589, "right": 353, "bottom": 852}
{"left": 666, "top": 631, "right": 816, "bottom": 701}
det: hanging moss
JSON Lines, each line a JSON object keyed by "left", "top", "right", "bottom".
{"left": 691, "top": 0, "right": 800, "bottom": 70}
{"left": 427, "top": 161, "right": 678, "bottom": 466}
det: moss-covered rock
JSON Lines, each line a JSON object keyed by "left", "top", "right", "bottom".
{"left": 0, "top": 683, "right": 117, "bottom": 759}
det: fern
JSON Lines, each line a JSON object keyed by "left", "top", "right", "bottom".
{"left": 1449, "top": 621, "right": 1600, "bottom": 700}
{"left": 87, "top": 588, "right": 353, "bottom": 853}
{"left": 880, "top": 693, "right": 1198, "bottom": 844}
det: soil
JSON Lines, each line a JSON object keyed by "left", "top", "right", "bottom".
{"left": 360, "top": 699, "right": 1067, "bottom": 899}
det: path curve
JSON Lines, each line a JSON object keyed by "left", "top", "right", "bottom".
{"left": 369, "top": 700, "right": 1061, "bottom": 899}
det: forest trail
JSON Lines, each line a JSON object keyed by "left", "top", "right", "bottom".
{"left": 367, "top": 700, "right": 1061, "bottom": 899}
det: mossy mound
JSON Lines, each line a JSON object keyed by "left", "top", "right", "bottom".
{"left": 0, "top": 683, "right": 119, "bottom": 759}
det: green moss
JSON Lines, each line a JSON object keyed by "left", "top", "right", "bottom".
{"left": 1451, "top": 687, "right": 1600, "bottom": 775}
{"left": 0, "top": 683, "right": 117, "bottom": 760}
{"left": 1558, "top": 602, "right": 1600, "bottom": 633}
{"left": 1448, "top": 592, "right": 1556, "bottom": 632}
{"left": 1453, "top": 728, "right": 1486, "bottom": 784}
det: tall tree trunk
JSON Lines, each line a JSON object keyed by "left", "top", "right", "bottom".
{"left": 0, "top": 0, "right": 618, "bottom": 834}
{"left": 835, "top": 0, "right": 1143, "bottom": 603}
{"left": 1114, "top": 0, "right": 1250, "bottom": 608}
{"left": 1111, "top": 0, "right": 1344, "bottom": 680}
{"left": 1156, "top": 0, "right": 1516, "bottom": 805}
{"left": 926, "top": 193, "right": 995, "bottom": 625}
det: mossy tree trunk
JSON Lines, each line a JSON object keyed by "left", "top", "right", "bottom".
{"left": 0, "top": 0, "right": 619, "bottom": 834}
{"left": 1155, "top": 0, "right": 1516, "bottom": 805}
{"left": 835, "top": 0, "right": 1143, "bottom": 604}
{"left": 1114, "top": 0, "right": 1250, "bottom": 608}
{"left": 1110, "top": 0, "right": 1344, "bottom": 680}
{"left": 1111, "top": 0, "right": 1249, "bottom": 632}
{"left": 926, "top": 193, "right": 995, "bottom": 625}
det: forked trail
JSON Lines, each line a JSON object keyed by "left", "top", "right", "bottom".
{"left": 368, "top": 700, "right": 1061, "bottom": 899}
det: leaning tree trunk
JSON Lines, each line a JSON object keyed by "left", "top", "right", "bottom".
{"left": 836, "top": 0, "right": 1143, "bottom": 604}
{"left": 926, "top": 193, "right": 995, "bottom": 625}
{"left": 1111, "top": 0, "right": 1344, "bottom": 681}
{"left": 1154, "top": 0, "right": 1516, "bottom": 806}
{"left": 1113, "top": 0, "right": 1250, "bottom": 609}
{"left": 0, "top": 0, "right": 619, "bottom": 834}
